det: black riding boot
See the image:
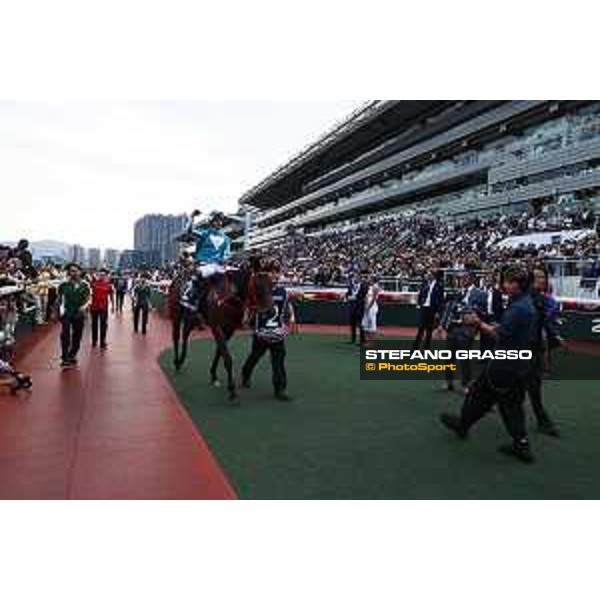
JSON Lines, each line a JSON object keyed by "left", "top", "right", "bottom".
{"left": 182, "top": 275, "right": 205, "bottom": 313}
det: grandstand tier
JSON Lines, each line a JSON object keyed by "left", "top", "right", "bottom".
{"left": 239, "top": 101, "right": 600, "bottom": 256}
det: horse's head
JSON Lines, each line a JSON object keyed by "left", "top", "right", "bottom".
{"left": 253, "top": 271, "right": 276, "bottom": 312}
{"left": 226, "top": 260, "right": 268, "bottom": 303}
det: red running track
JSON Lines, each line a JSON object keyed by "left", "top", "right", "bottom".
{"left": 0, "top": 310, "right": 236, "bottom": 500}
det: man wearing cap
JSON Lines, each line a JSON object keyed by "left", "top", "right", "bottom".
{"left": 181, "top": 209, "right": 232, "bottom": 313}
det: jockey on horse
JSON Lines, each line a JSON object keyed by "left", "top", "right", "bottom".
{"left": 180, "top": 209, "right": 232, "bottom": 316}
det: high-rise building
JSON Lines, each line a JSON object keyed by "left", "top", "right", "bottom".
{"left": 87, "top": 248, "right": 102, "bottom": 269}
{"left": 134, "top": 214, "right": 187, "bottom": 265}
{"left": 69, "top": 244, "right": 86, "bottom": 265}
{"left": 104, "top": 249, "right": 120, "bottom": 270}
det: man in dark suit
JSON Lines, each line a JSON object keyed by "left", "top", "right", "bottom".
{"left": 479, "top": 272, "right": 504, "bottom": 353}
{"left": 412, "top": 269, "right": 444, "bottom": 352}
{"left": 346, "top": 271, "right": 369, "bottom": 345}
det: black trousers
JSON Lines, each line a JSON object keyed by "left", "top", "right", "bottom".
{"left": 525, "top": 348, "right": 551, "bottom": 425}
{"left": 412, "top": 307, "right": 436, "bottom": 351}
{"left": 46, "top": 287, "right": 58, "bottom": 322}
{"left": 91, "top": 309, "right": 109, "bottom": 347}
{"left": 133, "top": 305, "right": 149, "bottom": 334}
{"left": 349, "top": 302, "right": 364, "bottom": 344}
{"left": 60, "top": 313, "right": 85, "bottom": 361}
{"left": 479, "top": 331, "right": 496, "bottom": 353}
{"left": 242, "top": 335, "right": 287, "bottom": 393}
{"left": 445, "top": 331, "right": 474, "bottom": 388}
{"left": 116, "top": 291, "right": 126, "bottom": 313}
{"left": 460, "top": 368, "right": 529, "bottom": 444}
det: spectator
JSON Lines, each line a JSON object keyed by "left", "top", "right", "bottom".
{"left": 361, "top": 274, "right": 381, "bottom": 345}
{"left": 90, "top": 268, "right": 115, "bottom": 350}
{"left": 113, "top": 272, "right": 129, "bottom": 314}
{"left": 11, "top": 239, "right": 36, "bottom": 279}
{"left": 346, "top": 271, "right": 369, "bottom": 345}
{"left": 132, "top": 272, "right": 153, "bottom": 335}
{"left": 57, "top": 263, "right": 91, "bottom": 368}
{"left": 412, "top": 269, "right": 444, "bottom": 352}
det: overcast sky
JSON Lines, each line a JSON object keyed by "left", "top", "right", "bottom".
{"left": 0, "top": 101, "right": 359, "bottom": 250}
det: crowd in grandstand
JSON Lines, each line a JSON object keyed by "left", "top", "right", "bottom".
{"left": 267, "top": 203, "right": 599, "bottom": 286}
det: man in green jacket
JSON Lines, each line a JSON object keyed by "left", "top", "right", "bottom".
{"left": 57, "top": 263, "right": 91, "bottom": 368}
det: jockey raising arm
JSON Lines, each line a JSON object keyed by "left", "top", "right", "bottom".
{"left": 187, "top": 209, "right": 231, "bottom": 277}
{"left": 180, "top": 209, "right": 232, "bottom": 312}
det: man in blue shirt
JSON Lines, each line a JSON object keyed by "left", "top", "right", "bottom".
{"left": 526, "top": 266, "right": 566, "bottom": 437}
{"left": 181, "top": 210, "right": 232, "bottom": 312}
{"left": 440, "top": 265, "right": 538, "bottom": 464}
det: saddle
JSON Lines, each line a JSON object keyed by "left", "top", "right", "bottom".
{"left": 178, "top": 267, "right": 250, "bottom": 319}
{"left": 202, "top": 272, "right": 243, "bottom": 311}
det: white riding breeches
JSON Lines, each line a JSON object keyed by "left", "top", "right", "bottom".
{"left": 197, "top": 263, "right": 225, "bottom": 278}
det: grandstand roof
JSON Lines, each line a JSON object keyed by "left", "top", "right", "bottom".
{"left": 239, "top": 101, "right": 462, "bottom": 210}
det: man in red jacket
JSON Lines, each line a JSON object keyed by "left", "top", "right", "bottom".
{"left": 90, "top": 269, "right": 115, "bottom": 350}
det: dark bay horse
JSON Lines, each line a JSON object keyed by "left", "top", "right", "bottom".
{"left": 169, "top": 265, "right": 260, "bottom": 403}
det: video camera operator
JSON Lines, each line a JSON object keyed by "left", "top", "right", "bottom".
{"left": 438, "top": 273, "right": 481, "bottom": 394}
{"left": 440, "top": 265, "right": 539, "bottom": 464}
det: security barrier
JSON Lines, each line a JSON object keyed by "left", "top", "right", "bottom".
{"left": 150, "top": 288, "right": 599, "bottom": 341}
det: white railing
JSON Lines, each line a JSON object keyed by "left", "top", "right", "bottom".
{"left": 547, "top": 257, "right": 600, "bottom": 299}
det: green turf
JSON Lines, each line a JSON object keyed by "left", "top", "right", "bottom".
{"left": 159, "top": 334, "right": 600, "bottom": 499}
